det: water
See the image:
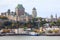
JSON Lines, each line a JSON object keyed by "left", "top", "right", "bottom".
{"left": 0, "top": 36, "right": 60, "bottom": 40}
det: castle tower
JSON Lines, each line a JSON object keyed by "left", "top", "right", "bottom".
{"left": 15, "top": 4, "right": 25, "bottom": 21}
{"left": 32, "top": 7, "right": 37, "bottom": 18}
{"left": 15, "top": 4, "right": 25, "bottom": 16}
{"left": 7, "top": 9, "right": 10, "bottom": 15}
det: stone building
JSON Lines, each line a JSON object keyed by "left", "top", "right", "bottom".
{"left": 1, "top": 4, "right": 32, "bottom": 22}
{"left": 32, "top": 8, "right": 37, "bottom": 18}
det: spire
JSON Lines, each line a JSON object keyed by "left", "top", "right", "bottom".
{"left": 51, "top": 14, "right": 53, "bottom": 19}
{"left": 55, "top": 14, "right": 57, "bottom": 19}
{"left": 7, "top": 9, "right": 10, "bottom": 15}
{"left": 7, "top": 9, "right": 10, "bottom": 13}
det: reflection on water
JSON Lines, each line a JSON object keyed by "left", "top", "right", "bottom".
{"left": 0, "top": 36, "right": 60, "bottom": 40}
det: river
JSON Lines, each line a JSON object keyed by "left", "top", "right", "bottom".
{"left": 0, "top": 36, "right": 60, "bottom": 40}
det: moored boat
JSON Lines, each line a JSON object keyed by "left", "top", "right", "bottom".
{"left": 29, "top": 32, "right": 39, "bottom": 36}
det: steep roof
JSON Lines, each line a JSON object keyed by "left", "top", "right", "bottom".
{"left": 16, "top": 4, "right": 24, "bottom": 9}
{"left": 32, "top": 7, "right": 36, "bottom": 10}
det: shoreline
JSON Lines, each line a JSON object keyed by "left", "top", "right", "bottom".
{"left": 0, "top": 34, "right": 60, "bottom": 36}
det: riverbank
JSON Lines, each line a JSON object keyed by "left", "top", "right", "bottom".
{"left": 0, "top": 33, "right": 60, "bottom": 36}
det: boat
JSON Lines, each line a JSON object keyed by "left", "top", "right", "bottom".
{"left": 29, "top": 32, "right": 39, "bottom": 36}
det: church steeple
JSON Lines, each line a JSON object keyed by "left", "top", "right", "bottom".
{"left": 51, "top": 14, "right": 53, "bottom": 19}
{"left": 55, "top": 14, "right": 57, "bottom": 19}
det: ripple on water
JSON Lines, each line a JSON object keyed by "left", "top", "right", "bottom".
{"left": 0, "top": 36, "right": 60, "bottom": 40}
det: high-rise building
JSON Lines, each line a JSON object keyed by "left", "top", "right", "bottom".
{"left": 32, "top": 7, "right": 37, "bottom": 18}
{"left": 15, "top": 4, "right": 25, "bottom": 16}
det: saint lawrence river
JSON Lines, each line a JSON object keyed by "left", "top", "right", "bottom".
{"left": 0, "top": 36, "right": 60, "bottom": 40}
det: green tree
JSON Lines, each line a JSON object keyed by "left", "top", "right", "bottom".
{"left": 3, "top": 21, "right": 12, "bottom": 29}
{"left": 56, "top": 20, "right": 60, "bottom": 27}
{"left": 50, "top": 22, "right": 55, "bottom": 26}
{"left": 0, "top": 16, "right": 8, "bottom": 20}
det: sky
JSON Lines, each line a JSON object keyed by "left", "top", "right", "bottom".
{"left": 0, "top": 0, "right": 60, "bottom": 18}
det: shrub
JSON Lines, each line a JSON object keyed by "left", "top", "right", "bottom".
{"left": 53, "top": 29, "right": 59, "bottom": 33}
{"left": 48, "top": 30, "right": 53, "bottom": 33}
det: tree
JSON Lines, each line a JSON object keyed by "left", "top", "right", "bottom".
{"left": 56, "top": 20, "right": 60, "bottom": 27}
{"left": 0, "top": 16, "right": 8, "bottom": 20}
{"left": 3, "top": 21, "right": 12, "bottom": 29}
{"left": 50, "top": 22, "right": 55, "bottom": 26}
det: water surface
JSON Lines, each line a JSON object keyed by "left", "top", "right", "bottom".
{"left": 0, "top": 36, "right": 60, "bottom": 40}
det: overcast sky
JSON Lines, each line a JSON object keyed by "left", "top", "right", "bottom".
{"left": 0, "top": 0, "right": 60, "bottom": 18}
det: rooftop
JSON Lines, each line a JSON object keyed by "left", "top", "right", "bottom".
{"left": 32, "top": 7, "right": 36, "bottom": 10}
{"left": 16, "top": 4, "right": 24, "bottom": 9}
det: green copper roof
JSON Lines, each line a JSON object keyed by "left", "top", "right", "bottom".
{"left": 16, "top": 4, "right": 24, "bottom": 9}
{"left": 33, "top": 7, "right": 36, "bottom": 10}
